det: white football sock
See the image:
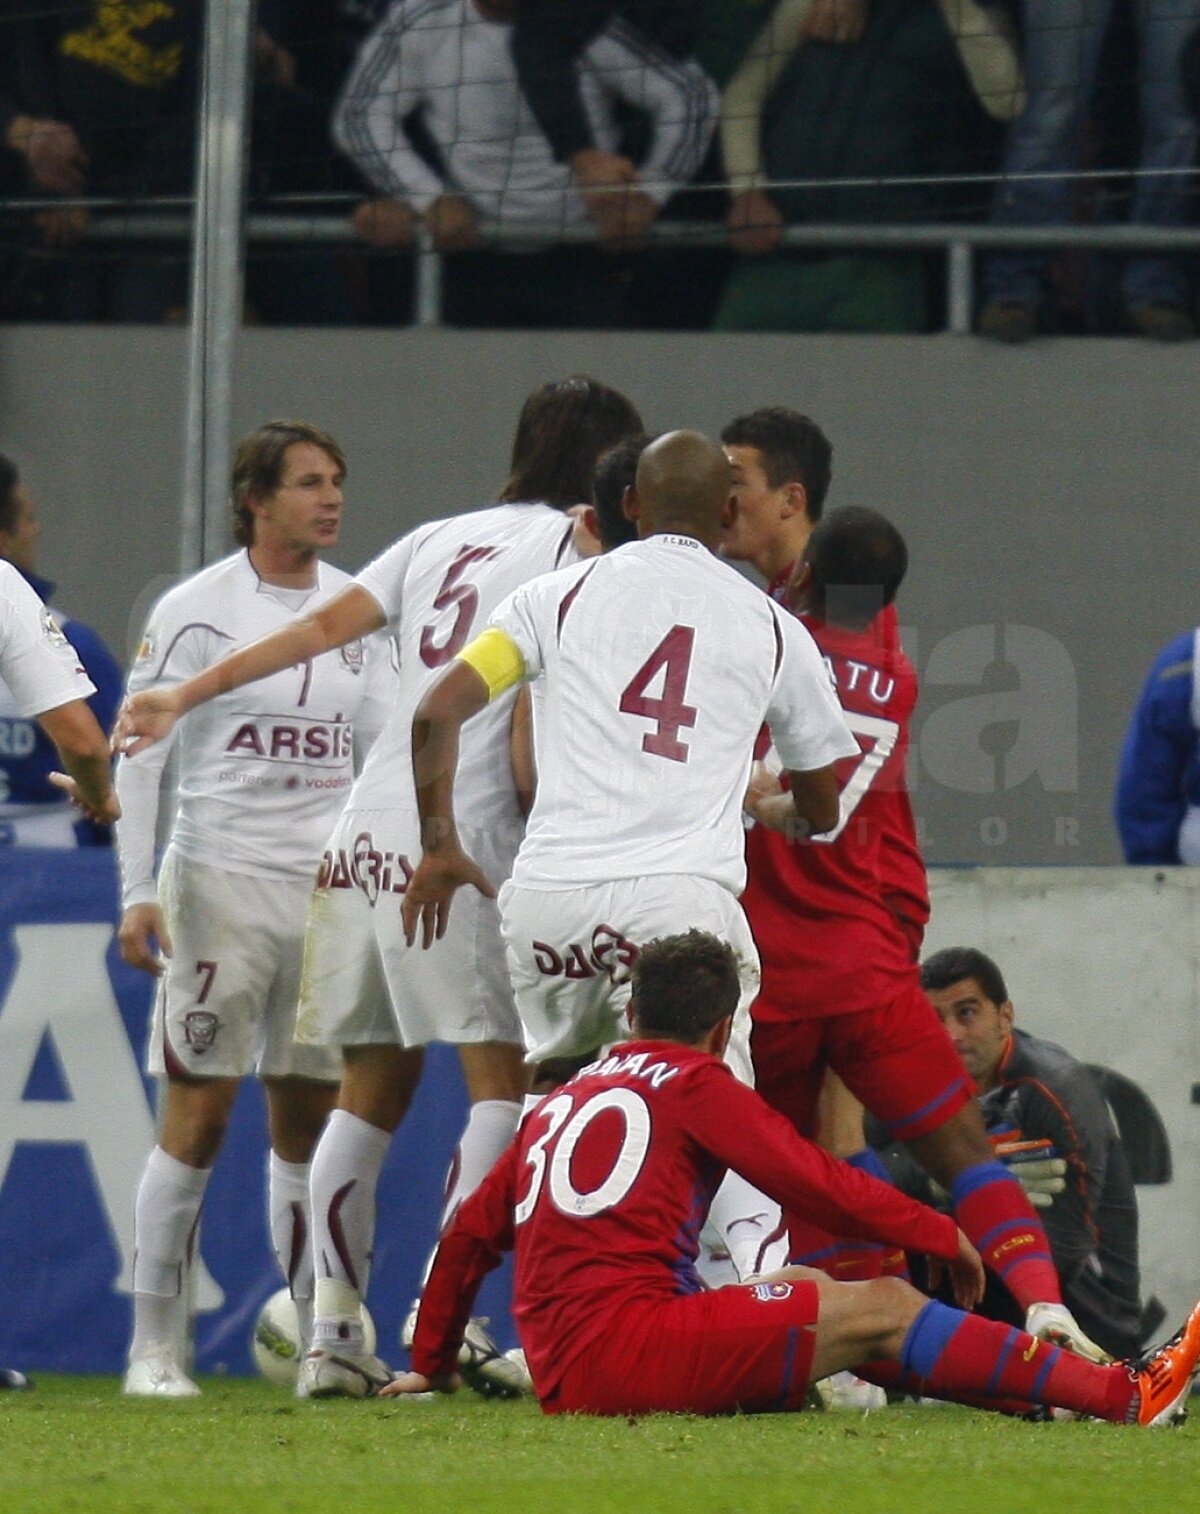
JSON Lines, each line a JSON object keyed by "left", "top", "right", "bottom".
{"left": 706, "top": 1169, "right": 789, "bottom": 1280}
{"left": 269, "top": 1153, "right": 314, "bottom": 1352}
{"left": 310, "top": 1110, "right": 391, "bottom": 1317}
{"left": 130, "top": 1146, "right": 210, "bottom": 1360}
{"left": 418, "top": 1099, "right": 521, "bottom": 1288}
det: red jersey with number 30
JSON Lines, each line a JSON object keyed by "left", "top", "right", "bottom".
{"left": 410, "top": 1040, "right": 958, "bottom": 1399}
{"left": 744, "top": 611, "right": 926, "bottom": 1020}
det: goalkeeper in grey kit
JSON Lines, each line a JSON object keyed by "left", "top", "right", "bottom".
{"left": 889, "top": 947, "right": 1143, "bottom": 1361}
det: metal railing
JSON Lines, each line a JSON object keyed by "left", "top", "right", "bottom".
{"left": 52, "top": 210, "right": 1200, "bottom": 333}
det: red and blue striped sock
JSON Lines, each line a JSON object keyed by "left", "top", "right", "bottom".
{"left": 949, "top": 1160, "right": 1061, "bottom": 1308}
{"left": 898, "top": 1300, "right": 1131, "bottom": 1421}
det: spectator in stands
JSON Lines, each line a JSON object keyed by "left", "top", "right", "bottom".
{"left": 510, "top": 0, "right": 707, "bottom": 241}
{"left": 333, "top": 0, "right": 717, "bottom": 327}
{"left": 0, "top": 2, "right": 341, "bottom": 321}
{"left": 1114, "top": 627, "right": 1200, "bottom": 863}
{"left": 0, "top": 454, "right": 121, "bottom": 846}
{"left": 902, "top": 947, "right": 1144, "bottom": 1360}
{"left": 714, "top": 0, "right": 1023, "bottom": 333}
{"left": 979, "top": 1, "right": 1200, "bottom": 343}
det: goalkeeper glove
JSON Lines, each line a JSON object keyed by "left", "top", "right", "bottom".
{"left": 994, "top": 1139, "right": 1067, "bottom": 1208}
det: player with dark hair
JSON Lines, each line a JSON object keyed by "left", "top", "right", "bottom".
{"left": 587, "top": 432, "right": 653, "bottom": 551}
{"left": 720, "top": 407, "right": 835, "bottom": 581}
{"left": 743, "top": 506, "right": 1106, "bottom": 1364}
{"left": 228, "top": 421, "right": 348, "bottom": 548}
{"left": 382, "top": 930, "right": 1200, "bottom": 1427}
{"left": 115, "top": 422, "right": 396, "bottom": 1398}
{"left": 401, "top": 429, "right": 856, "bottom": 1090}
{"left": 115, "top": 377, "right": 643, "bottom": 1397}
{"left": 918, "top": 947, "right": 1144, "bottom": 1360}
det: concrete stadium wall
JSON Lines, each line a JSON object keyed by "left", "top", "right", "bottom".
{"left": 928, "top": 866, "right": 1200, "bottom": 1335}
{"left": 3, "top": 325, "right": 1199, "bottom": 865}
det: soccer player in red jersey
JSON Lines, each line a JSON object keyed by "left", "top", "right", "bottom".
{"left": 732, "top": 480, "right": 1104, "bottom": 1359}
{"left": 380, "top": 932, "right": 1200, "bottom": 1425}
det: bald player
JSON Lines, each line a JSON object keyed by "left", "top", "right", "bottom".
{"left": 401, "top": 429, "right": 858, "bottom": 1085}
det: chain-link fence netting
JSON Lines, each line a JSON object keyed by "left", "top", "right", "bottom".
{"left": 2, "top": 0, "right": 1198, "bottom": 333}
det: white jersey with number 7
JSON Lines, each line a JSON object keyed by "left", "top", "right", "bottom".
{"left": 490, "top": 534, "right": 859, "bottom": 893}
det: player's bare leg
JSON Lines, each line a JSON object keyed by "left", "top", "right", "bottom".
{"left": 907, "top": 1102, "right": 1109, "bottom": 1362}
{"left": 124, "top": 1074, "right": 240, "bottom": 1397}
{"left": 405, "top": 1041, "right": 529, "bottom": 1398}
{"left": 772, "top": 1267, "right": 1200, "bottom": 1426}
{"left": 263, "top": 1074, "right": 339, "bottom": 1375}
{"left": 305, "top": 1043, "right": 423, "bottom": 1397}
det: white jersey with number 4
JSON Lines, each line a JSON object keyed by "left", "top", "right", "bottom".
{"left": 349, "top": 501, "right": 577, "bottom": 831}
{"left": 118, "top": 551, "right": 396, "bottom": 893}
{"left": 491, "top": 533, "right": 859, "bottom": 894}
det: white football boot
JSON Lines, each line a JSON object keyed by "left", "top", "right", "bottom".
{"left": 1025, "top": 1302, "right": 1112, "bottom": 1364}
{"left": 402, "top": 1298, "right": 532, "bottom": 1398}
{"left": 123, "top": 1342, "right": 201, "bottom": 1398}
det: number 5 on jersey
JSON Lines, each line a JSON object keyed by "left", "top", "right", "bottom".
{"left": 618, "top": 625, "right": 697, "bottom": 763}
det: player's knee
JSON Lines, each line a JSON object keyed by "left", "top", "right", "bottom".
{"left": 860, "top": 1276, "right": 924, "bottom": 1352}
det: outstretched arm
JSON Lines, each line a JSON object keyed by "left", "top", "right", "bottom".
{"left": 113, "top": 585, "right": 386, "bottom": 755}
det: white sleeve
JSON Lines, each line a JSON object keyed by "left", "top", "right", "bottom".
{"left": 354, "top": 529, "right": 419, "bottom": 629}
{"left": 589, "top": 24, "right": 718, "bottom": 206}
{"left": 332, "top": 1, "right": 448, "bottom": 210}
{"left": 114, "top": 743, "right": 173, "bottom": 909}
{"left": 765, "top": 606, "right": 859, "bottom": 771}
{"left": 488, "top": 580, "right": 549, "bottom": 682}
{"left": 114, "top": 592, "right": 195, "bottom": 909}
{"left": 720, "top": 0, "right": 811, "bottom": 192}
{"left": 0, "top": 566, "right": 96, "bottom": 716}
{"left": 353, "top": 631, "right": 400, "bottom": 768}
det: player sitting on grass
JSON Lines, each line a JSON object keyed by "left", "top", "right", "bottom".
{"left": 383, "top": 930, "right": 1200, "bottom": 1424}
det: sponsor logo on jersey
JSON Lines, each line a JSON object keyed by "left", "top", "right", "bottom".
{"left": 40, "top": 610, "right": 70, "bottom": 648}
{"left": 752, "top": 1281, "right": 793, "bottom": 1302}
{"left": 532, "top": 925, "right": 638, "bottom": 983}
{"left": 183, "top": 1010, "right": 219, "bottom": 1053}
{"left": 316, "top": 831, "right": 414, "bottom": 906}
{"left": 224, "top": 719, "right": 353, "bottom": 762}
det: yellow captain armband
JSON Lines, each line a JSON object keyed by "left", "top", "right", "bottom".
{"left": 456, "top": 627, "right": 526, "bottom": 701}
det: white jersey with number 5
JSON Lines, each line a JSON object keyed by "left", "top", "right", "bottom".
{"left": 349, "top": 501, "right": 577, "bottom": 831}
{"left": 491, "top": 534, "right": 858, "bottom": 893}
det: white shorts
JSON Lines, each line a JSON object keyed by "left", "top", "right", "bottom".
{"left": 295, "top": 809, "right": 522, "bottom": 1050}
{"left": 497, "top": 874, "right": 760, "bottom": 1080}
{"left": 149, "top": 849, "right": 340, "bottom": 1082}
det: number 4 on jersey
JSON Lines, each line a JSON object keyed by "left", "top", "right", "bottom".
{"left": 618, "top": 625, "right": 697, "bottom": 763}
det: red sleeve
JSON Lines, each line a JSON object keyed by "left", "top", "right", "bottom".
{"left": 689, "top": 1064, "right": 959, "bottom": 1261}
{"left": 410, "top": 1141, "right": 519, "bottom": 1379}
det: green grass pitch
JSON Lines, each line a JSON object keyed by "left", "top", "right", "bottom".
{"left": 2, "top": 1377, "right": 1198, "bottom": 1514}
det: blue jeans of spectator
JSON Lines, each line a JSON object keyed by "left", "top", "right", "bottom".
{"left": 984, "top": 0, "right": 1200, "bottom": 312}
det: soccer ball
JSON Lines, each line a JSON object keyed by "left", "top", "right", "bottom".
{"left": 251, "top": 1288, "right": 377, "bottom": 1390}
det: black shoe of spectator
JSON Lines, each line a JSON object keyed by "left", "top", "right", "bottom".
{"left": 978, "top": 301, "right": 1037, "bottom": 344}
{"left": 1127, "top": 303, "right": 1196, "bottom": 342}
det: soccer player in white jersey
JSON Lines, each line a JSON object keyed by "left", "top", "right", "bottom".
{"left": 0, "top": 559, "right": 117, "bottom": 824}
{"left": 114, "top": 378, "right": 643, "bottom": 1397}
{"left": 116, "top": 422, "right": 397, "bottom": 1398}
{"left": 403, "top": 429, "right": 859, "bottom": 1088}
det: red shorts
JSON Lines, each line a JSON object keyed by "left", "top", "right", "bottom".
{"left": 751, "top": 977, "right": 971, "bottom": 1143}
{"left": 542, "top": 1280, "right": 820, "bottom": 1416}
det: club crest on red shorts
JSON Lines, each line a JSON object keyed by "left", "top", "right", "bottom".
{"left": 751, "top": 1281, "right": 794, "bottom": 1302}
